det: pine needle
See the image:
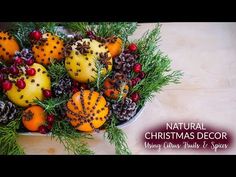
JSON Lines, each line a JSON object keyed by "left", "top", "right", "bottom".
{"left": 0, "top": 119, "right": 25, "bottom": 155}
{"left": 130, "top": 24, "right": 183, "bottom": 107}
{"left": 51, "top": 120, "right": 94, "bottom": 155}
{"left": 104, "top": 117, "right": 131, "bottom": 155}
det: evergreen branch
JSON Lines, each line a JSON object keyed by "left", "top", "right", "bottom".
{"left": 92, "top": 22, "right": 137, "bottom": 41}
{"left": 90, "top": 60, "right": 112, "bottom": 91}
{"left": 47, "top": 61, "right": 68, "bottom": 86}
{"left": 0, "top": 119, "right": 25, "bottom": 155}
{"left": 34, "top": 22, "right": 58, "bottom": 34}
{"left": 104, "top": 116, "right": 131, "bottom": 155}
{"left": 63, "top": 22, "right": 91, "bottom": 35}
{"left": 64, "top": 22, "right": 137, "bottom": 42}
{"left": 9, "top": 22, "right": 36, "bottom": 48}
{"left": 130, "top": 24, "right": 183, "bottom": 106}
{"left": 51, "top": 120, "right": 94, "bottom": 155}
{"left": 8, "top": 22, "right": 60, "bottom": 48}
{"left": 33, "top": 95, "right": 69, "bottom": 115}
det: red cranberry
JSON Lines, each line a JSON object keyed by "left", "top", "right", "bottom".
{"left": 133, "top": 63, "right": 142, "bottom": 73}
{"left": 131, "top": 78, "right": 137, "bottom": 87}
{"left": 14, "top": 57, "right": 23, "bottom": 65}
{"left": 73, "top": 80, "right": 79, "bottom": 87}
{"left": 130, "top": 92, "right": 140, "bottom": 102}
{"left": 0, "top": 74, "right": 4, "bottom": 83}
{"left": 26, "top": 68, "right": 36, "bottom": 76}
{"left": 16, "top": 79, "right": 26, "bottom": 89}
{"left": 80, "top": 83, "right": 88, "bottom": 90}
{"left": 30, "top": 30, "right": 42, "bottom": 41}
{"left": 134, "top": 77, "right": 141, "bottom": 84}
{"left": 38, "top": 125, "right": 48, "bottom": 134}
{"left": 1, "top": 67, "right": 9, "bottom": 74}
{"left": 138, "top": 71, "right": 146, "bottom": 79}
{"left": 43, "top": 89, "right": 52, "bottom": 98}
{"left": 25, "top": 58, "right": 35, "bottom": 66}
{"left": 47, "top": 124, "right": 53, "bottom": 131}
{"left": 10, "top": 66, "right": 19, "bottom": 75}
{"left": 47, "top": 114, "right": 55, "bottom": 124}
{"left": 86, "top": 31, "right": 94, "bottom": 36}
{"left": 128, "top": 43, "right": 138, "bottom": 52}
{"left": 72, "top": 87, "right": 79, "bottom": 94}
{"left": 2, "top": 80, "right": 12, "bottom": 91}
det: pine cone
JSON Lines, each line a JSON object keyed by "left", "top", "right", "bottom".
{"left": 113, "top": 53, "right": 137, "bottom": 78}
{"left": 52, "top": 75, "right": 72, "bottom": 97}
{"left": 15, "top": 48, "right": 33, "bottom": 60}
{"left": 111, "top": 98, "right": 137, "bottom": 121}
{"left": 0, "top": 100, "right": 19, "bottom": 124}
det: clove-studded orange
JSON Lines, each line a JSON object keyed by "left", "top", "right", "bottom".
{"left": 6, "top": 63, "right": 51, "bottom": 107}
{"left": 105, "top": 36, "right": 122, "bottom": 58}
{"left": 66, "top": 89, "right": 109, "bottom": 132}
{"left": 22, "top": 105, "right": 46, "bottom": 132}
{"left": 104, "top": 73, "right": 129, "bottom": 100}
{"left": 32, "top": 33, "right": 64, "bottom": 65}
{"left": 0, "top": 31, "right": 20, "bottom": 61}
{"left": 65, "top": 38, "right": 112, "bottom": 83}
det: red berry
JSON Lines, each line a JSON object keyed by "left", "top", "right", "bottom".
{"left": 86, "top": 31, "right": 94, "bottom": 36}
{"left": 130, "top": 92, "right": 140, "bottom": 103}
{"left": 73, "top": 80, "right": 79, "bottom": 87}
{"left": 80, "top": 83, "right": 88, "bottom": 90}
{"left": 1, "top": 67, "right": 9, "bottom": 74}
{"left": 16, "top": 79, "right": 26, "bottom": 89}
{"left": 128, "top": 43, "right": 137, "bottom": 52}
{"left": 26, "top": 68, "right": 36, "bottom": 76}
{"left": 47, "top": 124, "right": 53, "bottom": 131}
{"left": 47, "top": 114, "right": 55, "bottom": 123}
{"left": 25, "top": 58, "right": 35, "bottom": 66}
{"left": 0, "top": 74, "right": 4, "bottom": 84}
{"left": 131, "top": 78, "right": 137, "bottom": 87}
{"left": 14, "top": 57, "right": 23, "bottom": 65}
{"left": 138, "top": 71, "right": 146, "bottom": 79}
{"left": 38, "top": 125, "right": 48, "bottom": 134}
{"left": 135, "top": 77, "right": 141, "bottom": 84}
{"left": 72, "top": 87, "right": 79, "bottom": 94}
{"left": 9, "top": 66, "right": 19, "bottom": 75}
{"left": 43, "top": 89, "right": 52, "bottom": 98}
{"left": 133, "top": 63, "right": 142, "bottom": 73}
{"left": 30, "top": 30, "right": 42, "bottom": 41}
{"left": 2, "top": 80, "right": 12, "bottom": 91}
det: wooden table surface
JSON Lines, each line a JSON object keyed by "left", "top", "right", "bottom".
{"left": 17, "top": 23, "right": 236, "bottom": 154}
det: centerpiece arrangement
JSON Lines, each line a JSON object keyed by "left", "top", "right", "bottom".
{"left": 0, "top": 22, "right": 182, "bottom": 155}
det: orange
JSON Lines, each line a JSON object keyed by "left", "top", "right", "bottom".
{"left": 0, "top": 31, "right": 20, "bottom": 61}
{"left": 105, "top": 36, "right": 122, "bottom": 58}
{"left": 32, "top": 33, "right": 64, "bottom": 65}
{"left": 22, "top": 106, "right": 46, "bottom": 132}
{"left": 66, "top": 90, "right": 109, "bottom": 132}
{"left": 104, "top": 77, "right": 129, "bottom": 100}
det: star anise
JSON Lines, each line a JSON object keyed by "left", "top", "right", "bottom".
{"left": 99, "top": 52, "right": 112, "bottom": 70}
{"left": 76, "top": 41, "right": 90, "bottom": 55}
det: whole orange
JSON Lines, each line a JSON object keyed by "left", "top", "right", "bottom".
{"left": 22, "top": 105, "right": 46, "bottom": 132}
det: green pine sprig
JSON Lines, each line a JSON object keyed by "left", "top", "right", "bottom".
{"left": 51, "top": 120, "right": 94, "bottom": 155}
{"left": 63, "top": 22, "right": 91, "bottom": 36}
{"left": 91, "top": 22, "right": 137, "bottom": 42}
{"left": 0, "top": 119, "right": 25, "bottom": 155}
{"left": 64, "top": 22, "right": 138, "bottom": 42}
{"left": 33, "top": 95, "right": 69, "bottom": 115}
{"left": 9, "top": 22, "right": 62, "bottom": 48}
{"left": 47, "top": 61, "right": 68, "bottom": 87}
{"left": 104, "top": 116, "right": 131, "bottom": 155}
{"left": 130, "top": 24, "right": 183, "bottom": 107}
